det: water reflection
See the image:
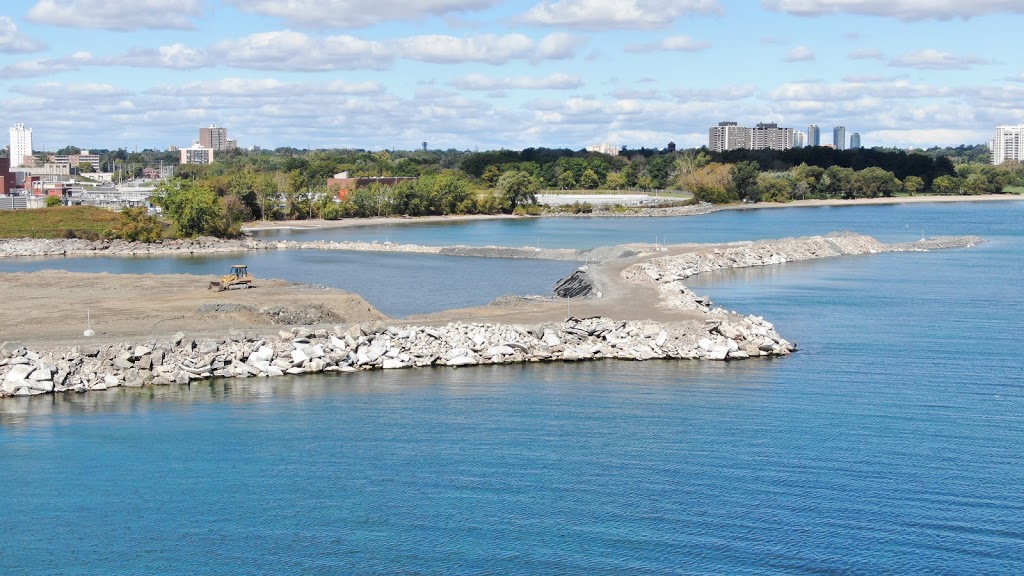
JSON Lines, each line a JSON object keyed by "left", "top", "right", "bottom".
{"left": 0, "top": 359, "right": 780, "bottom": 428}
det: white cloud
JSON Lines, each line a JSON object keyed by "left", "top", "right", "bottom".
{"left": 0, "top": 52, "right": 92, "bottom": 78}
{"left": 889, "top": 49, "right": 989, "bottom": 70}
{"left": 672, "top": 85, "right": 758, "bottom": 100}
{"left": 113, "top": 44, "right": 206, "bottom": 69}
{"left": 452, "top": 73, "right": 582, "bottom": 90}
{"left": 762, "top": 0, "right": 1024, "bottom": 20}
{"left": 27, "top": 0, "right": 203, "bottom": 31}
{"left": 0, "top": 16, "right": 45, "bottom": 53}
{"left": 849, "top": 49, "right": 884, "bottom": 60}
{"left": 611, "top": 87, "right": 662, "bottom": 99}
{"left": 784, "top": 46, "right": 815, "bottom": 62}
{"left": 208, "top": 31, "right": 579, "bottom": 71}
{"left": 148, "top": 78, "right": 386, "bottom": 97}
{"left": 1010, "top": 73, "right": 1024, "bottom": 83}
{"left": 395, "top": 33, "right": 578, "bottom": 64}
{"left": 521, "top": 0, "right": 722, "bottom": 30}
{"left": 225, "top": 0, "right": 501, "bottom": 28}
{"left": 866, "top": 129, "right": 990, "bottom": 147}
{"left": 10, "top": 82, "right": 130, "bottom": 100}
{"left": 211, "top": 31, "right": 392, "bottom": 71}
{"left": 625, "top": 35, "right": 711, "bottom": 53}
{"left": 770, "top": 79, "right": 956, "bottom": 101}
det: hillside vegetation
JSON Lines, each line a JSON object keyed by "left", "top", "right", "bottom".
{"left": 0, "top": 206, "right": 121, "bottom": 239}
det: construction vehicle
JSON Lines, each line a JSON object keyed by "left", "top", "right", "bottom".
{"left": 209, "top": 264, "right": 254, "bottom": 291}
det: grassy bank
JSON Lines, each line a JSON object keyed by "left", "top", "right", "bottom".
{"left": 0, "top": 206, "right": 121, "bottom": 239}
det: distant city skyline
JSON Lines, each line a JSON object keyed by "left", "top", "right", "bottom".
{"left": 0, "top": 1, "right": 1021, "bottom": 151}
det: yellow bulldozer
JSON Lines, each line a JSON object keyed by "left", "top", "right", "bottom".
{"left": 209, "top": 264, "right": 254, "bottom": 292}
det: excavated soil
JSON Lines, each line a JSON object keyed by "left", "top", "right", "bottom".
{"left": 0, "top": 271, "right": 386, "bottom": 346}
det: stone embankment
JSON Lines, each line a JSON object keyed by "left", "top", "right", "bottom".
{"left": 0, "top": 236, "right": 639, "bottom": 262}
{"left": 625, "top": 232, "right": 983, "bottom": 285}
{"left": 0, "top": 236, "right": 266, "bottom": 258}
{"left": 1, "top": 314, "right": 794, "bottom": 397}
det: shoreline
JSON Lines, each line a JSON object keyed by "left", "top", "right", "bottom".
{"left": 0, "top": 232, "right": 983, "bottom": 397}
{"left": 241, "top": 194, "right": 1022, "bottom": 231}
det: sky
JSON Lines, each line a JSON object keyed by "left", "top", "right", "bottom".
{"left": 1, "top": 0, "right": 1022, "bottom": 153}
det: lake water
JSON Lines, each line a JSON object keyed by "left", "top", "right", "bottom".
{"left": 0, "top": 251, "right": 578, "bottom": 318}
{"left": 2, "top": 201, "right": 1023, "bottom": 574}
{"left": 254, "top": 200, "right": 1024, "bottom": 247}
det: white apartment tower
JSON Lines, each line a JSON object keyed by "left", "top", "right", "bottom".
{"left": 709, "top": 122, "right": 752, "bottom": 152}
{"left": 751, "top": 123, "right": 794, "bottom": 151}
{"left": 9, "top": 123, "right": 33, "bottom": 168}
{"left": 991, "top": 125, "right": 1023, "bottom": 165}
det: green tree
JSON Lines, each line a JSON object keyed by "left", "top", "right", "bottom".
{"left": 45, "top": 196, "right": 63, "bottom": 208}
{"left": 154, "top": 180, "right": 224, "bottom": 237}
{"left": 730, "top": 161, "right": 761, "bottom": 202}
{"left": 497, "top": 170, "right": 539, "bottom": 212}
{"left": 680, "top": 163, "right": 735, "bottom": 203}
{"left": 557, "top": 170, "right": 577, "bottom": 190}
{"left": 852, "top": 167, "right": 901, "bottom": 198}
{"left": 481, "top": 165, "right": 502, "bottom": 187}
{"left": 931, "top": 175, "right": 961, "bottom": 195}
{"left": 757, "top": 173, "right": 795, "bottom": 202}
{"left": 116, "top": 207, "right": 164, "bottom": 242}
{"left": 903, "top": 175, "right": 924, "bottom": 195}
{"left": 77, "top": 162, "right": 95, "bottom": 173}
{"left": 579, "top": 168, "right": 600, "bottom": 190}
{"left": 962, "top": 173, "right": 991, "bottom": 195}
{"left": 605, "top": 171, "right": 627, "bottom": 190}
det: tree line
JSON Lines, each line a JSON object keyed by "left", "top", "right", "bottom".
{"left": 107, "top": 144, "right": 1021, "bottom": 237}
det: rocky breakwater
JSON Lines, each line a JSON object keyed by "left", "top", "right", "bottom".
{"left": 0, "top": 236, "right": 270, "bottom": 258}
{"left": 0, "top": 315, "right": 794, "bottom": 397}
{"left": 625, "top": 232, "right": 984, "bottom": 286}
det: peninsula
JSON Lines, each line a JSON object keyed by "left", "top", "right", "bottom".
{"left": 0, "top": 232, "right": 981, "bottom": 397}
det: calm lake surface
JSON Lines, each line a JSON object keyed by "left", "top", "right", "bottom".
{"left": 2, "top": 201, "right": 1023, "bottom": 574}
{"left": 254, "top": 200, "right": 1024, "bottom": 247}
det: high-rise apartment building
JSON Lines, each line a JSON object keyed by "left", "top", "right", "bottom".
{"left": 793, "top": 131, "right": 805, "bottom": 148}
{"left": 709, "top": 121, "right": 795, "bottom": 152}
{"left": 751, "top": 123, "right": 794, "bottom": 151}
{"left": 850, "top": 133, "right": 862, "bottom": 149}
{"left": 9, "top": 123, "right": 33, "bottom": 168}
{"left": 199, "top": 125, "right": 234, "bottom": 151}
{"left": 991, "top": 125, "right": 1023, "bottom": 165}
{"left": 808, "top": 124, "right": 820, "bottom": 146}
{"left": 708, "top": 122, "right": 752, "bottom": 152}
{"left": 833, "top": 126, "right": 847, "bottom": 151}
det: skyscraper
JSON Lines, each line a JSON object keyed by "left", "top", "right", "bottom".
{"left": 751, "top": 123, "right": 794, "bottom": 151}
{"left": 991, "top": 125, "right": 1023, "bottom": 165}
{"left": 833, "top": 126, "right": 847, "bottom": 150}
{"left": 9, "top": 123, "right": 33, "bottom": 168}
{"left": 708, "top": 122, "right": 752, "bottom": 152}
{"left": 793, "top": 131, "right": 805, "bottom": 148}
{"left": 808, "top": 124, "right": 820, "bottom": 146}
{"left": 850, "top": 132, "right": 862, "bottom": 149}
{"left": 199, "top": 125, "right": 230, "bottom": 151}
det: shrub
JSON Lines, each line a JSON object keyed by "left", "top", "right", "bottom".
{"left": 45, "top": 196, "right": 63, "bottom": 208}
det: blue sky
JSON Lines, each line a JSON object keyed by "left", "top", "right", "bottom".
{"left": 1, "top": 0, "right": 1022, "bottom": 152}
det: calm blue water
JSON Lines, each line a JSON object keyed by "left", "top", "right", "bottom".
{"left": 0, "top": 251, "right": 577, "bottom": 318}
{"left": 2, "top": 203, "right": 1023, "bottom": 574}
{"left": 255, "top": 200, "right": 1024, "bottom": 248}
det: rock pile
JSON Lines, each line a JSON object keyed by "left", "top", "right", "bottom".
{"left": 553, "top": 267, "right": 595, "bottom": 298}
{"left": 0, "top": 315, "right": 794, "bottom": 397}
{"left": 624, "top": 232, "right": 982, "bottom": 284}
{"left": 0, "top": 236, "right": 268, "bottom": 258}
